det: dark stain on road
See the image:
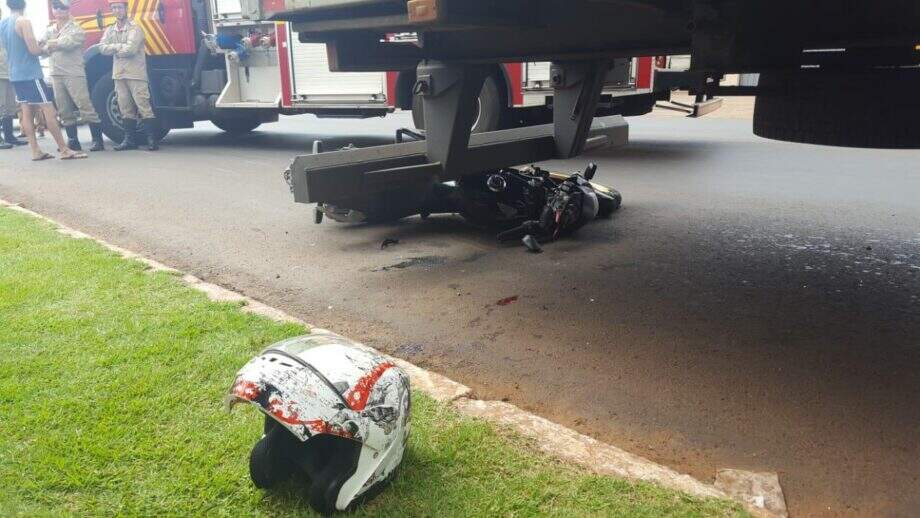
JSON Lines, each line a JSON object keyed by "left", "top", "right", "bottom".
{"left": 496, "top": 295, "right": 519, "bottom": 306}
{"left": 372, "top": 255, "right": 445, "bottom": 272}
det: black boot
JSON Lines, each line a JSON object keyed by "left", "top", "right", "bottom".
{"left": 114, "top": 119, "right": 138, "bottom": 151}
{"left": 64, "top": 125, "right": 82, "bottom": 151}
{"left": 0, "top": 139, "right": 10, "bottom": 150}
{"left": 89, "top": 123, "right": 105, "bottom": 151}
{"left": 1, "top": 116, "right": 26, "bottom": 146}
{"left": 141, "top": 118, "right": 159, "bottom": 151}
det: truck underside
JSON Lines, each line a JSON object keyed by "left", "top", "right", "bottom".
{"left": 263, "top": 0, "right": 919, "bottom": 230}
{"left": 272, "top": 0, "right": 920, "bottom": 147}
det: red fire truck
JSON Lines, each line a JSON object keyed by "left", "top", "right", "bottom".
{"left": 66, "top": 0, "right": 688, "bottom": 142}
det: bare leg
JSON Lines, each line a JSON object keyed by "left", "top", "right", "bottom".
{"left": 19, "top": 103, "right": 46, "bottom": 159}
{"left": 17, "top": 106, "right": 26, "bottom": 137}
{"left": 40, "top": 104, "right": 75, "bottom": 157}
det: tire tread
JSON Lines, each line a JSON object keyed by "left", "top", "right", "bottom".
{"left": 754, "top": 70, "right": 920, "bottom": 149}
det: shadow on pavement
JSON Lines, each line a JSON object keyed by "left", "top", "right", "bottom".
{"left": 586, "top": 139, "right": 709, "bottom": 164}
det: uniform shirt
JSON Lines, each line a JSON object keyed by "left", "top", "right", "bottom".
{"left": 0, "top": 45, "right": 9, "bottom": 79}
{"left": 44, "top": 18, "right": 86, "bottom": 78}
{"left": 99, "top": 20, "right": 147, "bottom": 81}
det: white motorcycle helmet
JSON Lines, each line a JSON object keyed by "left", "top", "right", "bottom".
{"left": 226, "top": 331, "right": 411, "bottom": 514}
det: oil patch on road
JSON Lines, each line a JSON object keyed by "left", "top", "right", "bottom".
{"left": 372, "top": 255, "right": 446, "bottom": 272}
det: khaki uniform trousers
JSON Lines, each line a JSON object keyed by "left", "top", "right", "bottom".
{"left": 0, "top": 78, "right": 16, "bottom": 118}
{"left": 51, "top": 76, "right": 100, "bottom": 126}
{"left": 114, "top": 78, "right": 154, "bottom": 120}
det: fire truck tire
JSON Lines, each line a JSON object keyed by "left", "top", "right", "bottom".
{"left": 412, "top": 76, "right": 506, "bottom": 133}
{"left": 92, "top": 75, "right": 123, "bottom": 142}
{"left": 754, "top": 70, "right": 920, "bottom": 149}
{"left": 91, "top": 74, "right": 170, "bottom": 143}
{"left": 211, "top": 117, "right": 263, "bottom": 135}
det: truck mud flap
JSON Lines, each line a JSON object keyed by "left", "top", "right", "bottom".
{"left": 655, "top": 97, "right": 724, "bottom": 118}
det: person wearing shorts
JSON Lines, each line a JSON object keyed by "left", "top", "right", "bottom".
{"left": 0, "top": 26, "right": 26, "bottom": 148}
{"left": 0, "top": 0, "right": 85, "bottom": 160}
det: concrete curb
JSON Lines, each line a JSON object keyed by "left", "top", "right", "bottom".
{"left": 0, "top": 199, "right": 786, "bottom": 517}
{"left": 453, "top": 398, "right": 726, "bottom": 499}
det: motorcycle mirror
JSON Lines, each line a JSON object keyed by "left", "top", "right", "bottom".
{"left": 583, "top": 163, "right": 597, "bottom": 181}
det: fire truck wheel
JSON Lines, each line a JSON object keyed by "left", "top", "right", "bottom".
{"left": 755, "top": 70, "right": 920, "bottom": 149}
{"left": 91, "top": 74, "right": 170, "bottom": 143}
{"left": 91, "top": 75, "right": 124, "bottom": 143}
{"left": 211, "top": 117, "right": 263, "bottom": 135}
{"left": 412, "top": 75, "right": 506, "bottom": 133}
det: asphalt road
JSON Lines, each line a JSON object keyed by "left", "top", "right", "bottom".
{"left": 2, "top": 114, "right": 918, "bottom": 516}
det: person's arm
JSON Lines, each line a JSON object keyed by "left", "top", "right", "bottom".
{"left": 15, "top": 18, "right": 44, "bottom": 56}
{"left": 113, "top": 25, "right": 145, "bottom": 58}
{"left": 98, "top": 27, "right": 115, "bottom": 55}
{"left": 47, "top": 24, "right": 85, "bottom": 52}
{"left": 38, "top": 25, "right": 53, "bottom": 54}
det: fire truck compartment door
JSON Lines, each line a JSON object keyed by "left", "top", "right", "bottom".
{"left": 157, "top": 0, "right": 196, "bottom": 54}
{"left": 213, "top": 0, "right": 243, "bottom": 18}
{"left": 289, "top": 32, "right": 385, "bottom": 101}
{"left": 526, "top": 59, "right": 631, "bottom": 88}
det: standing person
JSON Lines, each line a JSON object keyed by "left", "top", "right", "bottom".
{"left": 0, "top": 0, "right": 85, "bottom": 160}
{"left": 43, "top": 0, "right": 105, "bottom": 151}
{"left": 98, "top": 0, "right": 158, "bottom": 151}
{"left": 0, "top": 57, "right": 10, "bottom": 149}
{"left": 0, "top": 12, "right": 26, "bottom": 148}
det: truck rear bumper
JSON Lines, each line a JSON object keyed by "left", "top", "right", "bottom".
{"left": 287, "top": 114, "right": 628, "bottom": 205}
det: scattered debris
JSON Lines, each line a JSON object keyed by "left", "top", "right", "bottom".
{"left": 496, "top": 295, "right": 519, "bottom": 306}
{"left": 381, "top": 237, "right": 400, "bottom": 249}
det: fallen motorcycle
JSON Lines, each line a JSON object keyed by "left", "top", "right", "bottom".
{"left": 312, "top": 163, "right": 621, "bottom": 248}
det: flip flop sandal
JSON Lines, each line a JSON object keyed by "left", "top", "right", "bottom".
{"left": 60, "top": 152, "right": 87, "bottom": 160}
{"left": 31, "top": 152, "right": 54, "bottom": 161}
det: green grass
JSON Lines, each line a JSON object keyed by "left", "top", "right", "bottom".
{"left": 0, "top": 207, "right": 746, "bottom": 517}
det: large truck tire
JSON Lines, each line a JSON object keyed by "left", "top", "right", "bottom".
{"left": 211, "top": 117, "right": 262, "bottom": 135}
{"left": 91, "top": 75, "right": 124, "bottom": 142}
{"left": 615, "top": 94, "right": 656, "bottom": 117}
{"left": 754, "top": 70, "right": 920, "bottom": 149}
{"left": 412, "top": 75, "right": 506, "bottom": 133}
{"left": 91, "top": 74, "right": 170, "bottom": 143}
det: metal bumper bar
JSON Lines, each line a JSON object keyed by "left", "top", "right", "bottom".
{"left": 288, "top": 115, "right": 628, "bottom": 205}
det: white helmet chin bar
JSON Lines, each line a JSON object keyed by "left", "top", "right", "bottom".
{"left": 227, "top": 331, "right": 410, "bottom": 513}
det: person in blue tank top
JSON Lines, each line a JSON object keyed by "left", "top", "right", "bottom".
{"left": 0, "top": 0, "right": 85, "bottom": 160}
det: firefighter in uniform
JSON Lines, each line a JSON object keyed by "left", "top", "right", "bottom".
{"left": 43, "top": 0, "right": 105, "bottom": 151}
{"left": 98, "top": 0, "right": 159, "bottom": 151}
{"left": 0, "top": 20, "right": 27, "bottom": 148}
